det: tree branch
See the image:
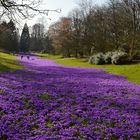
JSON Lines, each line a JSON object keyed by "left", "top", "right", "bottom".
{"left": 0, "top": 0, "right": 61, "bottom": 21}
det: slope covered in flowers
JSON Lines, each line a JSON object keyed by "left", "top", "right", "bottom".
{"left": 0, "top": 56, "right": 140, "bottom": 140}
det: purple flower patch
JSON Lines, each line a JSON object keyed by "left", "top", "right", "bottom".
{"left": 0, "top": 56, "right": 140, "bottom": 139}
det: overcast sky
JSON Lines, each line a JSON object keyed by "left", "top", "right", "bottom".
{"left": 25, "top": 0, "right": 108, "bottom": 29}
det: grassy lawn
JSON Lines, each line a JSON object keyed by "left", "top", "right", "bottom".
{"left": 38, "top": 53, "right": 140, "bottom": 85}
{"left": 0, "top": 52, "right": 23, "bottom": 72}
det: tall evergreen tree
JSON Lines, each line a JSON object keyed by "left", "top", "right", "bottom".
{"left": 20, "top": 23, "right": 30, "bottom": 52}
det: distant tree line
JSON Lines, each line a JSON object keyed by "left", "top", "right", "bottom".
{"left": 47, "top": 0, "right": 140, "bottom": 60}
{"left": 0, "top": 21, "right": 54, "bottom": 54}
{"left": 1, "top": 0, "right": 140, "bottom": 63}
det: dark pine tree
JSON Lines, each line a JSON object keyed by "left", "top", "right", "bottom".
{"left": 20, "top": 23, "right": 30, "bottom": 53}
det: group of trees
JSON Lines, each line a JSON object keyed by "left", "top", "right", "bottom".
{"left": 0, "top": 20, "right": 55, "bottom": 53}
{"left": 0, "top": 20, "right": 19, "bottom": 52}
{"left": 0, "top": 21, "right": 54, "bottom": 53}
{"left": 30, "top": 23, "right": 54, "bottom": 54}
{"left": 0, "top": 21, "right": 30, "bottom": 53}
{"left": 1, "top": 0, "right": 140, "bottom": 61}
{"left": 48, "top": 0, "right": 140, "bottom": 59}
{"left": 0, "top": 0, "right": 58, "bottom": 53}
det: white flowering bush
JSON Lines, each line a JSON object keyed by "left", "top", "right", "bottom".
{"left": 111, "top": 51, "right": 129, "bottom": 64}
{"left": 89, "top": 53, "right": 105, "bottom": 65}
{"left": 104, "top": 52, "right": 113, "bottom": 64}
{"left": 89, "top": 51, "right": 130, "bottom": 65}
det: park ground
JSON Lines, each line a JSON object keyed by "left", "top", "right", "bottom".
{"left": 0, "top": 52, "right": 140, "bottom": 139}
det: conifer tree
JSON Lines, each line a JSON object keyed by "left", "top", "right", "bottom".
{"left": 20, "top": 23, "right": 30, "bottom": 52}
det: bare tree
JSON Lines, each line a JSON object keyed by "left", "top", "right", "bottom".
{"left": 69, "top": 8, "right": 83, "bottom": 57}
{"left": 122, "top": 0, "right": 140, "bottom": 57}
{"left": 46, "top": 0, "right": 140, "bottom": 59}
{"left": 30, "top": 23, "right": 45, "bottom": 51}
{"left": 48, "top": 17, "right": 73, "bottom": 57}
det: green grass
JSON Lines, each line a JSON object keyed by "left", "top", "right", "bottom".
{"left": 37, "top": 53, "right": 140, "bottom": 85}
{"left": 36, "top": 53, "right": 61, "bottom": 60}
{"left": 0, "top": 52, "right": 23, "bottom": 72}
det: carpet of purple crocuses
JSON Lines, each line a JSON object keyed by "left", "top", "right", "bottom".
{"left": 0, "top": 56, "right": 140, "bottom": 140}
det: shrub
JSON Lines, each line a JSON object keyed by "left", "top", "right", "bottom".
{"left": 89, "top": 50, "right": 131, "bottom": 65}
{"left": 89, "top": 53, "right": 105, "bottom": 65}
{"left": 111, "top": 51, "right": 129, "bottom": 65}
{"left": 104, "top": 52, "right": 113, "bottom": 64}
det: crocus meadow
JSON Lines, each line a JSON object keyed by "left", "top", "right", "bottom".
{"left": 0, "top": 56, "right": 140, "bottom": 140}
